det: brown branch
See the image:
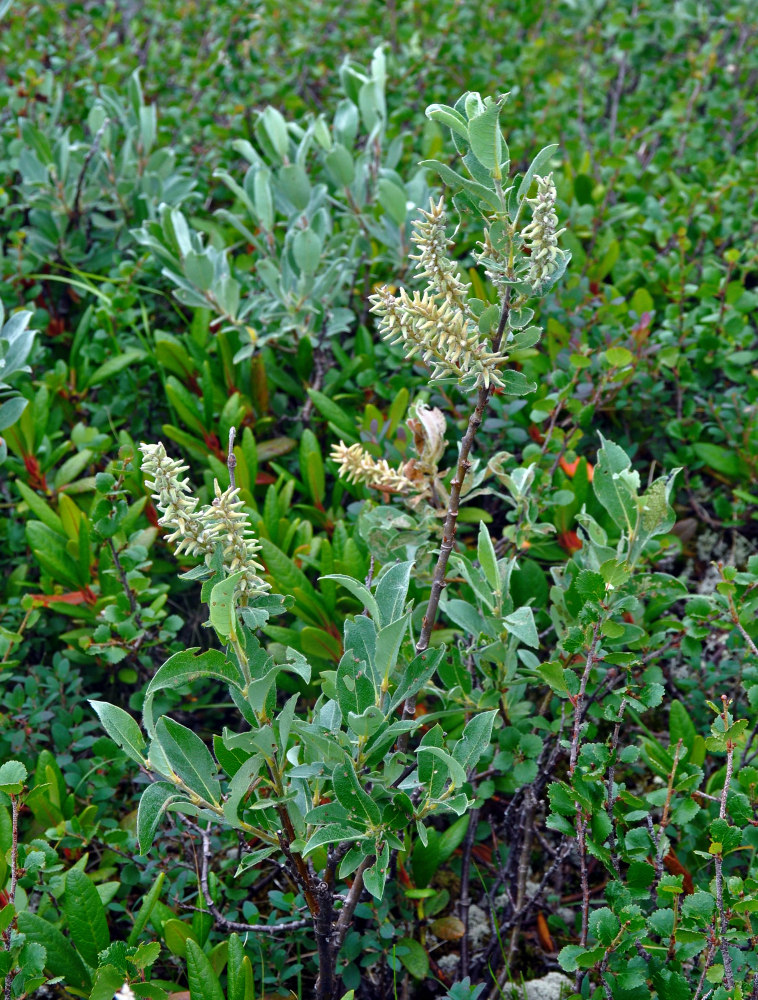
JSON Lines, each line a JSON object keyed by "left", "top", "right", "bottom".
{"left": 398, "top": 292, "right": 510, "bottom": 745}
{"left": 458, "top": 806, "right": 479, "bottom": 979}
{"left": 334, "top": 854, "right": 374, "bottom": 952}
{"left": 314, "top": 880, "right": 335, "bottom": 1000}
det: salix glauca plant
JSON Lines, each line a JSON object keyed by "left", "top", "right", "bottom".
{"left": 91, "top": 93, "right": 573, "bottom": 999}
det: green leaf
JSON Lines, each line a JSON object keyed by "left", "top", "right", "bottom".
{"left": 0, "top": 395, "right": 27, "bottom": 430}
{"left": 502, "top": 606, "right": 539, "bottom": 648}
{"left": 303, "top": 823, "right": 368, "bottom": 856}
{"left": 293, "top": 228, "right": 322, "bottom": 276}
{"left": 537, "top": 661, "right": 570, "bottom": 695}
{"left": 322, "top": 574, "right": 379, "bottom": 620}
{"left": 377, "top": 179, "right": 408, "bottom": 226}
{"left": 425, "top": 103, "right": 469, "bottom": 141}
{"left": 308, "top": 388, "right": 357, "bottom": 440}
{"left": 588, "top": 906, "right": 619, "bottom": 946}
{"left": 593, "top": 435, "right": 638, "bottom": 534}
{"left": 223, "top": 754, "right": 264, "bottom": 829}
{"left": 85, "top": 348, "right": 146, "bottom": 389}
{"left": 419, "top": 160, "right": 502, "bottom": 213}
{"left": 557, "top": 944, "right": 587, "bottom": 973}
{"left": 138, "top": 781, "right": 185, "bottom": 854}
{"left": 90, "top": 966, "right": 128, "bottom": 1000}
{"left": 390, "top": 646, "right": 445, "bottom": 711}
{"left": 336, "top": 652, "right": 376, "bottom": 719}
{"left": 453, "top": 711, "right": 498, "bottom": 772}
{"left": 364, "top": 841, "right": 390, "bottom": 900}
{"left": 0, "top": 760, "right": 27, "bottom": 794}
{"left": 325, "top": 144, "right": 355, "bottom": 185}
{"left": 16, "top": 912, "right": 90, "bottom": 990}
{"left": 374, "top": 560, "right": 414, "bottom": 626}
{"left": 477, "top": 523, "right": 499, "bottom": 592}
{"left": 227, "top": 934, "right": 255, "bottom": 1000}
{"left": 467, "top": 100, "right": 504, "bottom": 174}
{"left": 253, "top": 168, "right": 274, "bottom": 229}
{"left": 90, "top": 701, "right": 147, "bottom": 765}
{"left": 63, "top": 868, "right": 110, "bottom": 966}
{"left": 299, "top": 428, "right": 325, "bottom": 505}
{"left": 669, "top": 700, "right": 696, "bottom": 753}
{"left": 498, "top": 370, "right": 536, "bottom": 395}
{"left": 163, "top": 918, "right": 198, "bottom": 958}
{"left": 604, "top": 346, "right": 634, "bottom": 368}
{"left": 186, "top": 939, "right": 225, "bottom": 1000}
{"left": 333, "top": 756, "right": 381, "bottom": 826}
{"left": 574, "top": 570, "right": 605, "bottom": 602}
{"left": 209, "top": 571, "right": 245, "bottom": 640}
{"left": 682, "top": 891, "right": 715, "bottom": 922}
{"left": 396, "top": 937, "right": 429, "bottom": 979}
{"left": 375, "top": 613, "right": 409, "bottom": 682}
{"left": 155, "top": 717, "right": 221, "bottom": 805}
{"left": 15, "top": 479, "right": 64, "bottom": 534}
{"left": 417, "top": 745, "right": 467, "bottom": 789}
{"left": 128, "top": 871, "right": 166, "bottom": 946}
{"left": 692, "top": 443, "right": 741, "bottom": 479}
{"left": 142, "top": 648, "right": 245, "bottom": 736}
{"left": 518, "top": 144, "right": 559, "bottom": 202}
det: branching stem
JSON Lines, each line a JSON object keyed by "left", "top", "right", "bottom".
{"left": 399, "top": 291, "right": 510, "bottom": 742}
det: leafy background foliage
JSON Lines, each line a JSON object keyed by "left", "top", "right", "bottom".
{"left": 1, "top": 1, "right": 757, "bottom": 999}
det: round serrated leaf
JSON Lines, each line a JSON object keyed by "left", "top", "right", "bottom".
{"left": 0, "top": 760, "right": 27, "bottom": 793}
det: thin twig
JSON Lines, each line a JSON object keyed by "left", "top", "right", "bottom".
{"left": 458, "top": 806, "right": 480, "bottom": 979}
{"left": 714, "top": 721, "right": 735, "bottom": 989}
{"left": 193, "top": 824, "right": 308, "bottom": 934}
{"left": 399, "top": 292, "right": 510, "bottom": 745}
{"left": 334, "top": 854, "right": 374, "bottom": 952}
{"left": 108, "top": 537, "right": 140, "bottom": 619}
{"left": 67, "top": 117, "right": 109, "bottom": 234}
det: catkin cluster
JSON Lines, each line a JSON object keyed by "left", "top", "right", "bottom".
{"left": 370, "top": 198, "right": 506, "bottom": 390}
{"left": 140, "top": 442, "right": 268, "bottom": 596}
{"left": 520, "top": 173, "right": 566, "bottom": 290}
{"left": 331, "top": 403, "right": 446, "bottom": 502}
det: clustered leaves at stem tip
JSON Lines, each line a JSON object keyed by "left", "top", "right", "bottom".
{"left": 139, "top": 442, "right": 269, "bottom": 595}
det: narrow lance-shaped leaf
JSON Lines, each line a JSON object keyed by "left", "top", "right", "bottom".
{"left": 127, "top": 871, "right": 166, "bottom": 946}
{"left": 333, "top": 755, "right": 382, "bottom": 826}
{"left": 155, "top": 717, "right": 221, "bottom": 805}
{"left": 517, "top": 143, "right": 559, "bottom": 204}
{"left": 363, "top": 841, "right": 390, "bottom": 900}
{"left": 452, "top": 710, "right": 498, "bottom": 772}
{"left": 209, "top": 570, "right": 246, "bottom": 641}
{"left": 186, "top": 939, "right": 225, "bottom": 1000}
{"left": 374, "top": 559, "right": 414, "bottom": 626}
{"left": 138, "top": 781, "right": 186, "bottom": 854}
{"left": 90, "top": 701, "right": 147, "bottom": 765}
{"left": 467, "top": 100, "right": 504, "bottom": 175}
